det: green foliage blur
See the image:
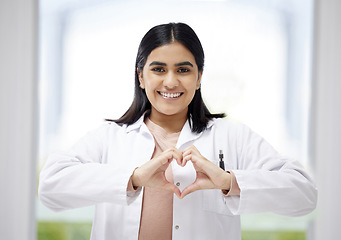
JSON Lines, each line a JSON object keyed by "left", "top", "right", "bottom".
{"left": 37, "top": 222, "right": 91, "bottom": 240}
{"left": 242, "top": 230, "right": 305, "bottom": 240}
{"left": 37, "top": 222, "right": 305, "bottom": 240}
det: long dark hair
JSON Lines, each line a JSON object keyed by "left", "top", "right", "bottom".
{"left": 109, "top": 22, "right": 225, "bottom": 133}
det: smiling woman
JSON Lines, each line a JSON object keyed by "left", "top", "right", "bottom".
{"left": 112, "top": 23, "right": 224, "bottom": 134}
{"left": 38, "top": 22, "right": 317, "bottom": 240}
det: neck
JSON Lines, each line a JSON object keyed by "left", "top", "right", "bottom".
{"left": 149, "top": 110, "right": 188, "bottom": 133}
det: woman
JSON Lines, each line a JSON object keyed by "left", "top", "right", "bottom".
{"left": 39, "top": 22, "right": 317, "bottom": 240}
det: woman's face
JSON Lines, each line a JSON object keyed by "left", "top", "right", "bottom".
{"left": 138, "top": 42, "right": 202, "bottom": 122}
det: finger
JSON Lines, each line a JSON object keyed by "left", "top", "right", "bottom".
{"left": 182, "top": 146, "right": 193, "bottom": 158}
{"left": 136, "top": 156, "right": 173, "bottom": 186}
{"left": 182, "top": 146, "right": 205, "bottom": 165}
{"left": 182, "top": 154, "right": 193, "bottom": 167}
{"left": 170, "top": 148, "right": 183, "bottom": 166}
{"left": 181, "top": 147, "right": 197, "bottom": 167}
{"left": 180, "top": 182, "right": 200, "bottom": 199}
{"left": 160, "top": 151, "right": 175, "bottom": 165}
{"left": 185, "top": 153, "right": 206, "bottom": 169}
{"left": 158, "top": 148, "right": 181, "bottom": 167}
{"left": 163, "top": 182, "right": 181, "bottom": 198}
{"left": 149, "top": 155, "right": 171, "bottom": 170}
{"left": 182, "top": 145, "right": 200, "bottom": 157}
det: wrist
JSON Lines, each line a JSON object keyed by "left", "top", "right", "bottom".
{"left": 220, "top": 171, "right": 231, "bottom": 191}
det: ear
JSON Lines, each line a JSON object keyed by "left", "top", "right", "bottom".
{"left": 137, "top": 68, "right": 145, "bottom": 89}
{"left": 196, "top": 71, "right": 203, "bottom": 90}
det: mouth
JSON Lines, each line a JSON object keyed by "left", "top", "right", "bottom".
{"left": 158, "top": 91, "right": 183, "bottom": 99}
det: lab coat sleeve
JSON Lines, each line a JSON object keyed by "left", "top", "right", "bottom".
{"left": 224, "top": 124, "right": 317, "bottom": 217}
{"left": 38, "top": 123, "right": 141, "bottom": 212}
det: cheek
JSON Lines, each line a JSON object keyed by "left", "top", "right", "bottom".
{"left": 184, "top": 78, "right": 200, "bottom": 92}
{"left": 143, "top": 78, "right": 159, "bottom": 100}
{"left": 142, "top": 73, "right": 159, "bottom": 89}
{"left": 144, "top": 81, "right": 157, "bottom": 95}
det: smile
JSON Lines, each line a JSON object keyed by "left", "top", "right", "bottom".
{"left": 158, "top": 91, "right": 183, "bottom": 99}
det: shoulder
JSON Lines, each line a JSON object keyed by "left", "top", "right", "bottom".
{"left": 209, "top": 118, "right": 260, "bottom": 143}
{"left": 83, "top": 121, "right": 128, "bottom": 139}
{"left": 211, "top": 118, "right": 248, "bottom": 133}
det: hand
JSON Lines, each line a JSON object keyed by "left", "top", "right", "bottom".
{"left": 180, "top": 146, "right": 231, "bottom": 199}
{"left": 131, "top": 147, "right": 183, "bottom": 198}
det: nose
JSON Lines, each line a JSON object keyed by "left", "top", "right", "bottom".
{"left": 163, "top": 72, "right": 179, "bottom": 89}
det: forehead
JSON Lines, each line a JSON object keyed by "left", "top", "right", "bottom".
{"left": 146, "top": 42, "right": 196, "bottom": 64}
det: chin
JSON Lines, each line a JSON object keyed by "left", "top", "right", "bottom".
{"left": 154, "top": 108, "right": 186, "bottom": 117}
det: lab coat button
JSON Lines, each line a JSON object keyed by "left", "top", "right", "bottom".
{"left": 176, "top": 182, "right": 180, "bottom": 186}
{"left": 175, "top": 225, "right": 179, "bottom": 230}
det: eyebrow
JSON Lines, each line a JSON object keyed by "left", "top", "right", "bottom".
{"left": 176, "top": 61, "right": 194, "bottom": 67}
{"left": 149, "top": 61, "right": 167, "bottom": 67}
{"left": 149, "top": 61, "right": 194, "bottom": 67}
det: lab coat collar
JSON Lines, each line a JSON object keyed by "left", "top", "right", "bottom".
{"left": 125, "top": 115, "right": 146, "bottom": 133}
{"left": 125, "top": 113, "right": 215, "bottom": 147}
{"left": 176, "top": 117, "right": 214, "bottom": 149}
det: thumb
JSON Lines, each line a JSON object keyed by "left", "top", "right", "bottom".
{"left": 179, "top": 182, "right": 200, "bottom": 199}
{"left": 163, "top": 182, "right": 181, "bottom": 198}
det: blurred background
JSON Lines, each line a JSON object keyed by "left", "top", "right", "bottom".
{"left": 1, "top": 0, "right": 340, "bottom": 239}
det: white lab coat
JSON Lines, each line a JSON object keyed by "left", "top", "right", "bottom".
{"left": 39, "top": 115, "right": 317, "bottom": 240}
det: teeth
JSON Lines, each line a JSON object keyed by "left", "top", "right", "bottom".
{"left": 160, "top": 92, "right": 181, "bottom": 98}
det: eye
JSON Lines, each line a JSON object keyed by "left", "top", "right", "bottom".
{"left": 151, "top": 67, "right": 165, "bottom": 73}
{"left": 178, "top": 67, "right": 190, "bottom": 73}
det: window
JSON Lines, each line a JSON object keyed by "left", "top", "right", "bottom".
{"left": 38, "top": 0, "right": 314, "bottom": 239}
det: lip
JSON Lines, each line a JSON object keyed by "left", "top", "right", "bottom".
{"left": 158, "top": 91, "right": 183, "bottom": 99}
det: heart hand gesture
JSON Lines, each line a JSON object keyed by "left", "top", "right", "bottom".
{"left": 131, "top": 146, "right": 231, "bottom": 199}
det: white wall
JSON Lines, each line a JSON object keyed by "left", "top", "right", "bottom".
{"left": 311, "top": 0, "right": 341, "bottom": 239}
{"left": 0, "top": 0, "right": 38, "bottom": 240}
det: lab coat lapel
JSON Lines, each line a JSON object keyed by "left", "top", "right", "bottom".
{"left": 125, "top": 114, "right": 153, "bottom": 138}
{"left": 176, "top": 119, "right": 202, "bottom": 150}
